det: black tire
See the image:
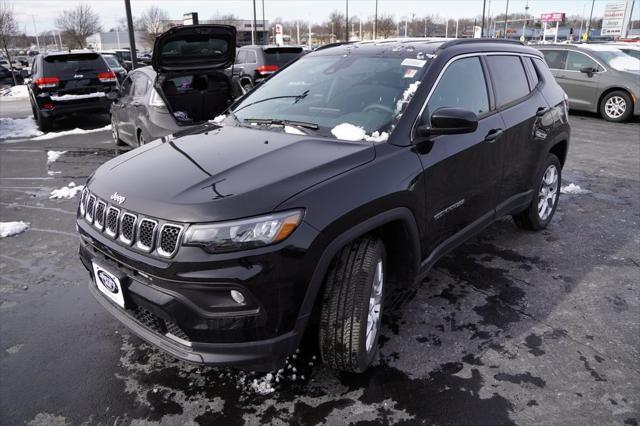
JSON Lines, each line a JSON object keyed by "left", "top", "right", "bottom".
{"left": 319, "top": 236, "right": 386, "bottom": 373}
{"left": 111, "top": 118, "right": 126, "bottom": 146}
{"left": 242, "top": 82, "right": 253, "bottom": 93}
{"left": 30, "top": 102, "right": 37, "bottom": 118}
{"left": 137, "top": 130, "right": 145, "bottom": 146}
{"left": 36, "top": 112, "right": 53, "bottom": 132}
{"left": 600, "top": 90, "right": 633, "bottom": 122}
{"left": 513, "top": 153, "right": 561, "bottom": 231}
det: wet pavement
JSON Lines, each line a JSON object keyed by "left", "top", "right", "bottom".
{"left": 0, "top": 104, "right": 638, "bottom": 425}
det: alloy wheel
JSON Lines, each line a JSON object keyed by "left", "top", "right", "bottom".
{"left": 365, "top": 258, "right": 384, "bottom": 353}
{"left": 538, "top": 164, "right": 559, "bottom": 221}
{"left": 605, "top": 96, "right": 626, "bottom": 119}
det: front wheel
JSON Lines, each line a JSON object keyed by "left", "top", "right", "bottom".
{"left": 600, "top": 91, "right": 633, "bottom": 122}
{"left": 111, "top": 118, "right": 126, "bottom": 146}
{"left": 319, "top": 236, "right": 386, "bottom": 373}
{"left": 513, "top": 153, "right": 561, "bottom": 231}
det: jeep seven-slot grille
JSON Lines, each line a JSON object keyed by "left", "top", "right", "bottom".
{"left": 80, "top": 191, "right": 184, "bottom": 258}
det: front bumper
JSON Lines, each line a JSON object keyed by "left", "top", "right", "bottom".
{"left": 77, "top": 214, "right": 320, "bottom": 371}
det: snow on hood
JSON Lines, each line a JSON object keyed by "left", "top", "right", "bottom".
{"left": 47, "top": 150, "right": 66, "bottom": 164}
{"left": 331, "top": 123, "right": 389, "bottom": 142}
{"left": 32, "top": 125, "right": 111, "bottom": 141}
{"left": 284, "top": 125, "right": 306, "bottom": 135}
{"left": 0, "top": 117, "right": 44, "bottom": 139}
{"left": 210, "top": 114, "right": 226, "bottom": 124}
{"left": 50, "top": 182, "right": 84, "bottom": 199}
{"left": 0, "top": 221, "right": 29, "bottom": 238}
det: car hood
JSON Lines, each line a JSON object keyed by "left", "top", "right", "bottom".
{"left": 89, "top": 125, "right": 375, "bottom": 223}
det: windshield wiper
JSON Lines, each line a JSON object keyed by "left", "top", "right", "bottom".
{"left": 233, "top": 90, "right": 310, "bottom": 114}
{"left": 243, "top": 118, "right": 319, "bottom": 130}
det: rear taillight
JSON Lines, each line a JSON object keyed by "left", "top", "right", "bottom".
{"left": 43, "top": 103, "right": 54, "bottom": 110}
{"left": 256, "top": 65, "right": 279, "bottom": 75}
{"left": 34, "top": 77, "right": 60, "bottom": 89}
{"left": 98, "top": 71, "right": 117, "bottom": 83}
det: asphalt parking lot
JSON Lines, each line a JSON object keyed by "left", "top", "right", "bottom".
{"left": 0, "top": 98, "right": 638, "bottom": 425}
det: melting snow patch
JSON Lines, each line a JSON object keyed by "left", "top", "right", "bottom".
{"left": 284, "top": 125, "right": 306, "bottom": 135}
{"left": 32, "top": 125, "right": 111, "bottom": 141}
{"left": 396, "top": 81, "right": 421, "bottom": 114}
{"left": 365, "top": 131, "right": 389, "bottom": 142}
{"left": 50, "top": 92, "right": 105, "bottom": 101}
{"left": 50, "top": 182, "right": 84, "bottom": 199}
{"left": 331, "top": 123, "right": 366, "bottom": 141}
{"left": 47, "top": 150, "right": 67, "bottom": 164}
{"left": 0, "top": 117, "right": 44, "bottom": 139}
{"left": 250, "top": 373, "right": 275, "bottom": 394}
{"left": 0, "top": 85, "right": 29, "bottom": 98}
{"left": 0, "top": 221, "right": 29, "bottom": 238}
{"left": 560, "top": 183, "right": 591, "bottom": 194}
{"left": 211, "top": 114, "right": 226, "bottom": 124}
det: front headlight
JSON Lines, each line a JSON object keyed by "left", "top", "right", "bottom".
{"left": 183, "top": 210, "right": 303, "bottom": 253}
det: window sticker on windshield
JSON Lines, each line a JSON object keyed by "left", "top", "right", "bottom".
{"left": 403, "top": 68, "right": 418, "bottom": 78}
{"left": 401, "top": 58, "right": 427, "bottom": 68}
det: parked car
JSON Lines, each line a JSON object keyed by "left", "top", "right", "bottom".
{"left": 101, "top": 49, "right": 134, "bottom": 70}
{"left": 232, "top": 45, "right": 305, "bottom": 91}
{"left": 537, "top": 44, "right": 640, "bottom": 122}
{"left": 110, "top": 25, "right": 242, "bottom": 147}
{"left": 0, "top": 64, "right": 23, "bottom": 86}
{"left": 26, "top": 51, "right": 119, "bottom": 131}
{"left": 15, "top": 55, "right": 29, "bottom": 67}
{"left": 101, "top": 53, "right": 128, "bottom": 83}
{"left": 78, "top": 38, "right": 569, "bottom": 373}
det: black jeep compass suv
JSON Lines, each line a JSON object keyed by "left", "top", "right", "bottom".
{"left": 77, "top": 34, "right": 570, "bottom": 373}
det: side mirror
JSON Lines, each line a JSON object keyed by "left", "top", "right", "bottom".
{"left": 580, "top": 66, "right": 596, "bottom": 77}
{"left": 416, "top": 107, "right": 479, "bottom": 138}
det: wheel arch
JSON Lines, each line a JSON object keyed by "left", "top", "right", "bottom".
{"left": 549, "top": 139, "right": 568, "bottom": 168}
{"left": 296, "top": 207, "right": 421, "bottom": 329}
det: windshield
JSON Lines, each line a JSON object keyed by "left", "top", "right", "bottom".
{"left": 597, "top": 49, "right": 640, "bottom": 72}
{"left": 231, "top": 54, "right": 427, "bottom": 140}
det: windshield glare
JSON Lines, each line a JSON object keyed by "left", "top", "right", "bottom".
{"left": 597, "top": 50, "right": 640, "bottom": 72}
{"left": 232, "top": 54, "right": 427, "bottom": 139}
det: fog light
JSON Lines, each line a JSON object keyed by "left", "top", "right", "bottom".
{"left": 230, "top": 290, "right": 246, "bottom": 305}
{"left": 43, "top": 103, "right": 54, "bottom": 110}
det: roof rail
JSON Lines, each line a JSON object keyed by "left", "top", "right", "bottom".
{"left": 314, "top": 41, "right": 355, "bottom": 51}
{"left": 439, "top": 38, "right": 523, "bottom": 50}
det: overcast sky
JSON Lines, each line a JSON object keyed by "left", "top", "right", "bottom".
{"left": 8, "top": 0, "right": 630, "bottom": 35}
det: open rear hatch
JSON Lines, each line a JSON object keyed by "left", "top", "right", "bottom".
{"left": 152, "top": 25, "right": 238, "bottom": 125}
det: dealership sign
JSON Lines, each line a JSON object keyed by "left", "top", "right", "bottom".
{"left": 540, "top": 13, "right": 565, "bottom": 23}
{"left": 601, "top": 2, "right": 628, "bottom": 36}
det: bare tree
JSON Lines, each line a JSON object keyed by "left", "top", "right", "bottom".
{"left": 327, "top": 11, "right": 346, "bottom": 42}
{"left": 0, "top": 1, "right": 18, "bottom": 85}
{"left": 55, "top": 4, "right": 102, "bottom": 49}
{"left": 376, "top": 13, "right": 396, "bottom": 39}
{"left": 137, "top": 6, "right": 169, "bottom": 46}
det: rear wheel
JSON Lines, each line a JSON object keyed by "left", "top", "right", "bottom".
{"left": 513, "top": 153, "right": 561, "bottom": 231}
{"left": 319, "top": 236, "right": 386, "bottom": 373}
{"left": 111, "top": 118, "right": 126, "bottom": 146}
{"left": 600, "top": 90, "right": 633, "bottom": 122}
{"left": 36, "top": 111, "right": 53, "bottom": 132}
{"left": 137, "top": 130, "right": 145, "bottom": 146}
{"left": 242, "top": 81, "right": 253, "bottom": 93}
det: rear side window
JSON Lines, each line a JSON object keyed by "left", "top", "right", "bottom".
{"left": 235, "top": 50, "right": 247, "bottom": 64}
{"left": 427, "top": 56, "right": 489, "bottom": 117}
{"left": 541, "top": 50, "right": 567, "bottom": 70}
{"left": 43, "top": 53, "right": 108, "bottom": 75}
{"left": 532, "top": 57, "right": 557, "bottom": 85}
{"left": 132, "top": 75, "right": 150, "bottom": 96}
{"left": 523, "top": 57, "right": 539, "bottom": 88}
{"left": 486, "top": 55, "right": 530, "bottom": 107}
{"left": 566, "top": 51, "right": 599, "bottom": 71}
{"left": 263, "top": 47, "right": 303, "bottom": 67}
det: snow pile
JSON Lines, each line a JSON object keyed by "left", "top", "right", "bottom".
{"left": 47, "top": 150, "right": 67, "bottom": 164}
{"left": 331, "top": 123, "right": 367, "bottom": 141}
{"left": 211, "top": 114, "right": 226, "bottom": 124}
{"left": 50, "top": 182, "right": 84, "bottom": 199}
{"left": 395, "top": 81, "right": 421, "bottom": 114}
{"left": 0, "top": 117, "right": 44, "bottom": 139}
{"left": 32, "top": 125, "right": 111, "bottom": 141}
{"left": 0, "top": 221, "right": 29, "bottom": 238}
{"left": 560, "top": 183, "right": 591, "bottom": 194}
{"left": 284, "top": 125, "right": 306, "bottom": 135}
{"left": 249, "top": 373, "right": 275, "bottom": 395}
{"left": 50, "top": 92, "right": 105, "bottom": 101}
{"left": 365, "top": 131, "right": 389, "bottom": 142}
{"left": 331, "top": 123, "right": 390, "bottom": 142}
{"left": 0, "top": 85, "right": 29, "bottom": 98}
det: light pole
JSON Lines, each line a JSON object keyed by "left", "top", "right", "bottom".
{"left": 252, "top": 0, "right": 257, "bottom": 45}
{"left": 262, "top": 0, "right": 265, "bottom": 44}
{"left": 586, "top": 0, "right": 595, "bottom": 40}
{"left": 522, "top": 1, "right": 529, "bottom": 41}
{"left": 345, "top": 0, "right": 349, "bottom": 42}
{"left": 503, "top": 0, "right": 509, "bottom": 38}
{"left": 481, "top": 0, "right": 487, "bottom": 36}
{"left": 124, "top": 0, "right": 137, "bottom": 69}
{"left": 31, "top": 15, "right": 40, "bottom": 50}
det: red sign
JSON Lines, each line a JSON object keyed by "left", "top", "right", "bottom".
{"left": 541, "top": 13, "right": 565, "bottom": 23}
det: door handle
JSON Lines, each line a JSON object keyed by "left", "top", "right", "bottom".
{"left": 484, "top": 128, "right": 503, "bottom": 143}
{"left": 536, "top": 107, "right": 551, "bottom": 117}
